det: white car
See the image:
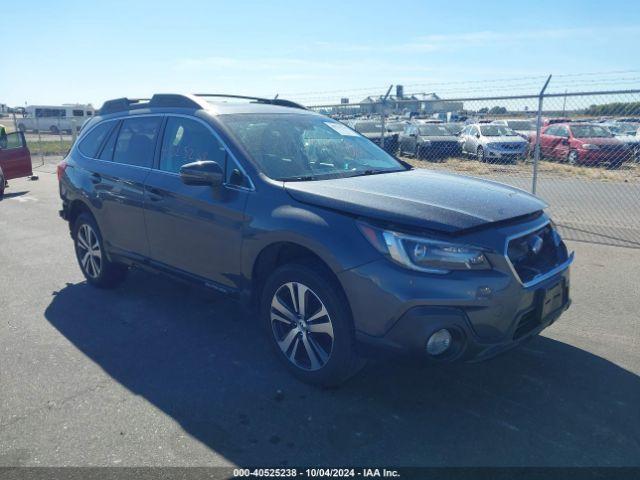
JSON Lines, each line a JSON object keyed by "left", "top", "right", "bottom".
{"left": 459, "top": 124, "right": 528, "bottom": 163}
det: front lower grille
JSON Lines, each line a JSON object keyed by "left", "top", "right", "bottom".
{"left": 507, "top": 224, "right": 569, "bottom": 285}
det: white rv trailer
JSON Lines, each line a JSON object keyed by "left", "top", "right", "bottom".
{"left": 17, "top": 104, "right": 95, "bottom": 134}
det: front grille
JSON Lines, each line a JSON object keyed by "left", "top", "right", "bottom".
{"left": 502, "top": 143, "right": 523, "bottom": 150}
{"left": 507, "top": 224, "right": 569, "bottom": 285}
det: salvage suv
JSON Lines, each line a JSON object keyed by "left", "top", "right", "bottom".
{"left": 58, "top": 94, "right": 573, "bottom": 386}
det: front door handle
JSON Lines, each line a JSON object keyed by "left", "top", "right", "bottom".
{"left": 146, "top": 187, "right": 164, "bottom": 202}
{"left": 90, "top": 173, "right": 102, "bottom": 184}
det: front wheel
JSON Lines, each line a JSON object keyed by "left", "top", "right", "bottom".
{"left": 261, "top": 263, "right": 364, "bottom": 387}
{"left": 73, "top": 213, "right": 128, "bottom": 288}
{"left": 477, "top": 146, "right": 486, "bottom": 162}
{"left": 567, "top": 150, "right": 578, "bottom": 165}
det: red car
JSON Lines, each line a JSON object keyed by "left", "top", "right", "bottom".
{"left": 0, "top": 130, "right": 33, "bottom": 199}
{"left": 532, "top": 123, "right": 629, "bottom": 167}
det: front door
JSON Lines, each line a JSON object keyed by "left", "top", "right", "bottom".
{"left": 0, "top": 131, "right": 32, "bottom": 180}
{"left": 143, "top": 116, "right": 249, "bottom": 290}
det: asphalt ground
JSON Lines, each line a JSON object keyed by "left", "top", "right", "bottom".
{"left": 0, "top": 166, "right": 638, "bottom": 467}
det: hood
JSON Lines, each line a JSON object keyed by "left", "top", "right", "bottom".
{"left": 284, "top": 169, "right": 547, "bottom": 234}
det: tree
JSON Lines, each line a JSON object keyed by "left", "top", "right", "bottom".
{"left": 489, "top": 106, "right": 508, "bottom": 114}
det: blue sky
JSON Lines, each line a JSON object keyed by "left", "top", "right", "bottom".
{"left": 1, "top": 0, "right": 639, "bottom": 107}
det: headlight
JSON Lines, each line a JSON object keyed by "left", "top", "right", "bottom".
{"left": 582, "top": 144, "right": 599, "bottom": 150}
{"left": 357, "top": 222, "right": 491, "bottom": 274}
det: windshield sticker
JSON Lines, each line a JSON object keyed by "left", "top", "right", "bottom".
{"left": 325, "top": 122, "right": 358, "bottom": 136}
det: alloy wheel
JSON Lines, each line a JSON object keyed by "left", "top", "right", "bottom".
{"left": 568, "top": 150, "right": 578, "bottom": 165}
{"left": 77, "top": 224, "right": 102, "bottom": 279}
{"left": 270, "top": 282, "right": 334, "bottom": 371}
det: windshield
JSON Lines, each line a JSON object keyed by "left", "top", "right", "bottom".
{"left": 506, "top": 120, "right": 534, "bottom": 131}
{"left": 571, "top": 125, "right": 613, "bottom": 138}
{"left": 353, "top": 121, "right": 383, "bottom": 133}
{"left": 444, "top": 123, "right": 464, "bottom": 135}
{"left": 220, "top": 113, "right": 407, "bottom": 181}
{"left": 479, "top": 125, "right": 518, "bottom": 136}
{"left": 418, "top": 124, "right": 452, "bottom": 136}
{"left": 386, "top": 122, "right": 406, "bottom": 132}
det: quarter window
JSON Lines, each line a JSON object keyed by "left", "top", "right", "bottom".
{"left": 159, "top": 117, "right": 225, "bottom": 174}
{"left": 113, "top": 116, "right": 162, "bottom": 168}
{"left": 78, "top": 122, "right": 114, "bottom": 158}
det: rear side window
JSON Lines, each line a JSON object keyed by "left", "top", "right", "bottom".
{"left": 98, "top": 122, "right": 120, "bottom": 161}
{"left": 159, "top": 117, "right": 225, "bottom": 174}
{"left": 78, "top": 122, "right": 113, "bottom": 158}
{"left": 113, "top": 116, "right": 162, "bottom": 168}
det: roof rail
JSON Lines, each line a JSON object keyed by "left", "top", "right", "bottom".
{"left": 193, "top": 94, "right": 307, "bottom": 110}
{"left": 98, "top": 94, "right": 205, "bottom": 115}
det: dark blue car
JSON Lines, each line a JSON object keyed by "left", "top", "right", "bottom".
{"left": 58, "top": 94, "right": 573, "bottom": 386}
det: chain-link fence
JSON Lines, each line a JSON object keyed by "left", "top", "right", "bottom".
{"left": 0, "top": 110, "right": 83, "bottom": 170}
{"left": 308, "top": 85, "right": 640, "bottom": 248}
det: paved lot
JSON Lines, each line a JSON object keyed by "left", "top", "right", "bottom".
{"left": 1, "top": 168, "right": 639, "bottom": 467}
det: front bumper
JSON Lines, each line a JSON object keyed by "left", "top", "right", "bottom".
{"left": 337, "top": 221, "right": 572, "bottom": 363}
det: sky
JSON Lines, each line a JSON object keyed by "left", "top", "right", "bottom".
{"left": 1, "top": 0, "right": 639, "bottom": 108}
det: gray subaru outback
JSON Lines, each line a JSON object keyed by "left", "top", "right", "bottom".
{"left": 58, "top": 94, "right": 573, "bottom": 386}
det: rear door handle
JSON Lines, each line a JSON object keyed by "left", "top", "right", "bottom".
{"left": 146, "top": 187, "right": 164, "bottom": 202}
{"left": 90, "top": 173, "right": 102, "bottom": 184}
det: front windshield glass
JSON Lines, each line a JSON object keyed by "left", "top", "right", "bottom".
{"left": 418, "top": 124, "right": 451, "bottom": 136}
{"left": 506, "top": 120, "right": 534, "bottom": 131}
{"left": 353, "top": 121, "right": 383, "bottom": 133}
{"left": 220, "top": 113, "right": 407, "bottom": 181}
{"left": 480, "top": 125, "right": 518, "bottom": 136}
{"left": 571, "top": 125, "right": 613, "bottom": 138}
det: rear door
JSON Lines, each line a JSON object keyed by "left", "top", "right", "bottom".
{"left": 0, "top": 131, "right": 33, "bottom": 180}
{"left": 143, "top": 115, "right": 250, "bottom": 290}
{"left": 86, "top": 115, "right": 162, "bottom": 258}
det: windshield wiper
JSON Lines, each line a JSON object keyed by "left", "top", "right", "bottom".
{"left": 347, "top": 169, "right": 402, "bottom": 178}
{"left": 280, "top": 175, "right": 317, "bottom": 182}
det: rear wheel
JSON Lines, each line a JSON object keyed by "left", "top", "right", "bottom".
{"left": 261, "top": 263, "right": 364, "bottom": 387}
{"left": 18, "top": 124, "right": 26, "bottom": 132}
{"left": 73, "top": 213, "right": 128, "bottom": 288}
{"left": 50, "top": 125, "right": 59, "bottom": 134}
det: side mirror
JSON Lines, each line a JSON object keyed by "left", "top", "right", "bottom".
{"left": 180, "top": 160, "right": 223, "bottom": 187}
{"left": 475, "top": 133, "right": 481, "bottom": 138}
{"left": 561, "top": 138, "right": 570, "bottom": 145}
{"left": 409, "top": 132, "right": 417, "bottom": 138}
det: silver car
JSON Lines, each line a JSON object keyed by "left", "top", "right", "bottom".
{"left": 491, "top": 119, "right": 537, "bottom": 139}
{"left": 459, "top": 124, "right": 529, "bottom": 163}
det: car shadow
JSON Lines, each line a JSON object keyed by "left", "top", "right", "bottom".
{"left": 1, "top": 190, "right": 29, "bottom": 200}
{"left": 44, "top": 270, "right": 640, "bottom": 466}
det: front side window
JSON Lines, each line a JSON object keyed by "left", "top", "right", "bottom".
{"left": 113, "top": 116, "right": 162, "bottom": 168}
{"left": 1, "top": 132, "right": 25, "bottom": 150}
{"left": 220, "top": 113, "right": 407, "bottom": 181}
{"left": 78, "top": 122, "right": 114, "bottom": 158}
{"left": 159, "top": 117, "right": 226, "bottom": 174}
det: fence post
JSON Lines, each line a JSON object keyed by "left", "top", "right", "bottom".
{"left": 532, "top": 75, "right": 552, "bottom": 195}
{"left": 380, "top": 85, "right": 393, "bottom": 149}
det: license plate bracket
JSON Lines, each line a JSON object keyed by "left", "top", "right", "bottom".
{"left": 541, "top": 280, "right": 565, "bottom": 318}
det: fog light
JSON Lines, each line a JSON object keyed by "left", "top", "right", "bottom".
{"left": 426, "top": 329, "right": 452, "bottom": 356}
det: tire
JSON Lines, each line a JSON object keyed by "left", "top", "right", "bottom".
{"left": 0, "top": 179, "right": 5, "bottom": 201}
{"left": 18, "top": 123, "right": 26, "bottom": 132}
{"left": 567, "top": 150, "right": 578, "bottom": 166}
{"left": 477, "top": 146, "right": 485, "bottom": 162}
{"left": 50, "top": 125, "right": 59, "bottom": 134}
{"left": 73, "top": 213, "right": 128, "bottom": 288}
{"left": 415, "top": 144, "right": 423, "bottom": 160}
{"left": 260, "top": 263, "right": 365, "bottom": 387}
